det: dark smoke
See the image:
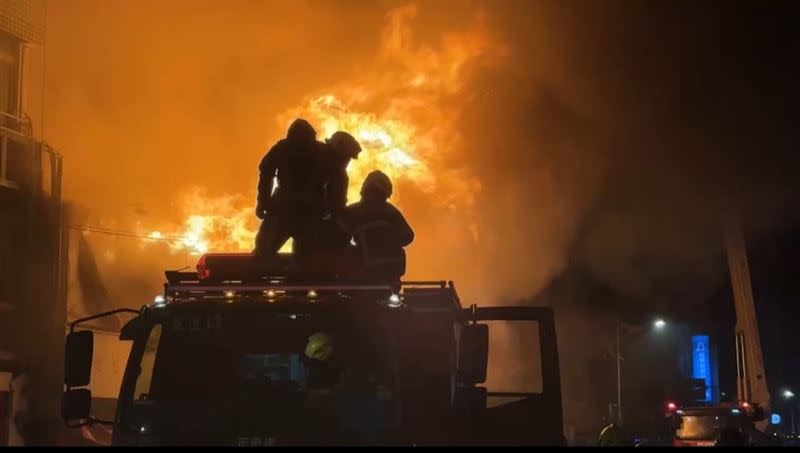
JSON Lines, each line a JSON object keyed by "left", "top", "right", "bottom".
{"left": 460, "top": 0, "right": 800, "bottom": 436}
{"left": 463, "top": 0, "right": 800, "bottom": 303}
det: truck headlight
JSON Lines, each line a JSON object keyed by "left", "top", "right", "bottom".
{"left": 387, "top": 293, "right": 402, "bottom": 308}
{"left": 153, "top": 295, "right": 166, "bottom": 307}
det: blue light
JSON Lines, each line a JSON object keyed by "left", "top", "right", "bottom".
{"left": 731, "top": 408, "right": 741, "bottom": 415}
{"left": 771, "top": 413, "right": 781, "bottom": 425}
{"left": 692, "top": 335, "right": 712, "bottom": 402}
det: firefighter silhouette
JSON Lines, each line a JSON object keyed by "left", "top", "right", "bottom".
{"left": 315, "top": 131, "right": 362, "bottom": 252}
{"left": 254, "top": 119, "right": 325, "bottom": 263}
{"left": 342, "top": 170, "right": 414, "bottom": 283}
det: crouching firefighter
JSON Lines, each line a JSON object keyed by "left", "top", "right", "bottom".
{"left": 254, "top": 118, "right": 324, "bottom": 265}
{"left": 343, "top": 170, "right": 414, "bottom": 285}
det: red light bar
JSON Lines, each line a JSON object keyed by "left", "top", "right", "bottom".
{"left": 196, "top": 253, "right": 265, "bottom": 282}
{"left": 667, "top": 402, "right": 677, "bottom": 411}
{"left": 194, "top": 250, "right": 365, "bottom": 283}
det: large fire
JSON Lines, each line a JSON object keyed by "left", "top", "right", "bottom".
{"left": 297, "top": 94, "right": 434, "bottom": 205}
{"left": 143, "top": 4, "right": 505, "bottom": 256}
{"left": 142, "top": 189, "right": 258, "bottom": 256}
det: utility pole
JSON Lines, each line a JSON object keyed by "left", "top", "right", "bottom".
{"left": 616, "top": 321, "right": 622, "bottom": 425}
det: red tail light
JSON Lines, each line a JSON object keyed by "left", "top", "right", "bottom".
{"left": 667, "top": 402, "right": 677, "bottom": 412}
{"left": 196, "top": 254, "right": 211, "bottom": 280}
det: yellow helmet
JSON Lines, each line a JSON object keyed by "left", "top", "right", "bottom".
{"left": 305, "top": 332, "right": 334, "bottom": 361}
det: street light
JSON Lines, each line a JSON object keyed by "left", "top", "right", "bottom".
{"left": 784, "top": 389, "right": 796, "bottom": 434}
{"left": 615, "top": 318, "right": 669, "bottom": 425}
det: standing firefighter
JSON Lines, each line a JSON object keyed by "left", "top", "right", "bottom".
{"left": 316, "top": 131, "right": 362, "bottom": 251}
{"left": 343, "top": 170, "right": 414, "bottom": 284}
{"left": 254, "top": 119, "right": 324, "bottom": 263}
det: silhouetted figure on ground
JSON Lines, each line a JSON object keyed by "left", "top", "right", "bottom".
{"left": 342, "top": 170, "right": 414, "bottom": 284}
{"left": 254, "top": 119, "right": 324, "bottom": 264}
{"left": 315, "top": 131, "right": 362, "bottom": 251}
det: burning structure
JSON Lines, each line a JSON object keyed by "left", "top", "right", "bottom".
{"left": 132, "top": 4, "right": 501, "bottom": 264}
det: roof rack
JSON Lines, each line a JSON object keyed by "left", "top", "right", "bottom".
{"left": 161, "top": 273, "right": 461, "bottom": 309}
{"left": 162, "top": 253, "right": 462, "bottom": 309}
{"left": 167, "top": 283, "right": 395, "bottom": 293}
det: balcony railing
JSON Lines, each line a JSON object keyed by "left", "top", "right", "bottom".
{"left": 0, "top": 112, "right": 61, "bottom": 201}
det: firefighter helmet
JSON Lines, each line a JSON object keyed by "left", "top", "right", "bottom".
{"left": 305, "top": 332, "right": 334, "bottom": 361}
{"left": 361, "top": 170, "right": 393, "bottom": 199}
{"left": 326, "top": 131, "right": 361, "bottom": 159}
{"left": 286, "top": 118, "right": 317, "bottom": 144}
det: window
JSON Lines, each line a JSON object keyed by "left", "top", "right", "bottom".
{"left": 0, "top": 31, "right": 20, "bottom": 115}
{"left": 676, "top": 413, "right": 744, "bottom": 441}
{"left": 484, "top": 320, "right": 543, "bottom": 407}
{"left": 133, "top": 324, "right": 162, "bottom": 401}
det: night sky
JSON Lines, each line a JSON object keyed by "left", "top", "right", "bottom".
{"left": 750, "top": 226, "right": 800, "bottom": 406}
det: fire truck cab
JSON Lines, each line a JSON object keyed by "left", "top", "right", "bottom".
{"left": 666, "top": 405, "right": 751, "bottom": 446}
{"left": 61, "top": 254, "right": 565, "bottom": 446}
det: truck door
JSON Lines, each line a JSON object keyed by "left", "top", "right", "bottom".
{"left": 456, "top": 306, "right": 564, "bottom": 446}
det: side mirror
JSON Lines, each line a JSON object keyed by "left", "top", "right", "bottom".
{"left": 458, "top": 323, "right": 488, "bottom": 384}
{"left": 65, "top": 330, "right": 93, "bottom": 387}
{"left": 62, "top": 388, "right": 92, "bottom": 423}
{"left": 120, "top": 315, "right": 146, "bottom": 341}
{"left": 454, "top": 386, "right": 487, "bottom": 417}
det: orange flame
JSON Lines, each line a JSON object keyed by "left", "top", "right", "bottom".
{"left": 291, "top": 94, "right": 434, "bottom": 204}
{"left": 145, "top": 4, "right": 505, "bottom": 256}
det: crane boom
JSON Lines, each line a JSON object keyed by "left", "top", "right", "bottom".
{"left": 723, "top": 220, "right": 771, "bottom": 412}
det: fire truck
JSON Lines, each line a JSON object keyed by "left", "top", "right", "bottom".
{"left": 661, "top": 221, "right": 776, "bottom": 447}
{"left": 60, "top": 253, "right": 565, "bottom": 446}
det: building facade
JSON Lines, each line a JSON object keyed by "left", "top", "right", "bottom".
{"left": 0, "top": 0, "right": 67, "bottom": 445}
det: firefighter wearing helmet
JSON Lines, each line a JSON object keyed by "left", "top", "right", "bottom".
{"left": 342, "top": 170, "right": 414, "bottom": 284}
{"left": 305, "top": 332, "right": 335, "bottom": 362}
{"left": 254, "top": 118, "right": 326, "bottom": 263}
{"left": 361, "top": 170, "right": 393, "bottom": 199}
{"left": 313, "top": 131, "right": 363, "bottom": 253}
{"left": 322, "top": 131, "right": 362, "bottom": 215}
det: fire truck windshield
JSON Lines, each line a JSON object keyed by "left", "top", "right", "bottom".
{"left": 675, "top": 412, "right": 746, "bottom": 442}
{"left": 119, "top": 312, "right": 398, "bottom": 445}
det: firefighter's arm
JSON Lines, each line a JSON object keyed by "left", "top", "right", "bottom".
{"left": 389, "top": 205, "right": 415, "bottom": 247}
{"left": 324, "top": 171, "right": 349, "bottom": 216}
{"left": 256, "top": 145, "right": 280, "bottom": 216}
